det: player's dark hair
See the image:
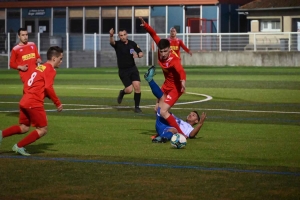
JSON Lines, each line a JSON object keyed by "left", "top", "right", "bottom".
{"left": 118, "top": 28, "right": 127, "bottom": 33}
{"left": 18, "top": 28, "right": 27, "bottom": 36}
{"left": 158, "top": 39, "right": 170, "bottom": 50}
{"left": 47, "top": 46, "right": 63, "bottom": 60}
{"left": 193, "top": 111, "right": 200, "bottom": 121}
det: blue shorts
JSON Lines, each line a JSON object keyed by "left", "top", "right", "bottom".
{"left": 155, "top": 108, "right": 173, "bottom": 140}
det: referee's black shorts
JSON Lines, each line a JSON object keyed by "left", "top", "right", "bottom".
{"left": 118, "top": 66, "right": 141, "bottom": 88}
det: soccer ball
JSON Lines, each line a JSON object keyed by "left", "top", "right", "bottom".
{"left": 170, "top": 133, "right": 187, "bottom": 149}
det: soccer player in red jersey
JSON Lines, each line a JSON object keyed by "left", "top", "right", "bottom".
{"left": 0, "top": 46, "right": 63, "bottom": 156}
{"left": 168, "top": 27, "right": 192, "bottom": 58}
{"left": 9, "top": 28, "right": 42, "bottom": 83}
{"left": 139, "top": 17, "right": 187, "bottom": 137}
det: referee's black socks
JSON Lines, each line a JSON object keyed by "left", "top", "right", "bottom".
{"left": 134, "top": 92, "right": 141, "bottom": 108}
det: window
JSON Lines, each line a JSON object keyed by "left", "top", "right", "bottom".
{"left": 54, "top": 9, "right": 66, "bottom": 18}
{"left": 260, "top": 20, "right": 280, "bottom": 32}
{"left": 102, "top": 18, "right": 115, "bottom": 34}
{"left": 86, "top": 19, "right": 99, "bottom": 34}
{"left": 101, "top": 8, "right": 115, "bottom": 34}
{"left": 118, "top": 8, "right": 131, "bottom": 33}
{"left": 185, "top": 6, "right": 201, "bottom": 33}
{"left": 70, "top": 19, "right": 83, "bottom": 33}
{"left": 69, "top": 8, "right": 83, "bottom": 33}
{"left": 86, "top": 9, "right": 99, "bottom": 33}
{"left": 134, "top": 8, "right": 149, "bottom": 33}
{"left": 7, "top": 10, "right": 20, "bottom": 18}
{"left": 119, "top": 19, "right": 131, "bottom": 33}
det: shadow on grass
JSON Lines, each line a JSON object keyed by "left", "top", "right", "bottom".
{"left": 0, "top": 143, "right": 56, "bottom": 155}
{"left": 135, "top": 129, "right": 157, "bottom": 136}
{"left": 27, "top": 143, "right": 57, "bottom": 154}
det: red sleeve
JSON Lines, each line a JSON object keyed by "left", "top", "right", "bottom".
{"left": 9, "top": 49, "right": 18, "bottom": 69}
{"left": 173, "top": 59, "right": 186, "bottom": 81}
{"left": 179, "top": 40, "right": 190, "bottom": 53}
{"left": 44, "top": 68, "right": 61, "bottom": 107}
{"left": 143, "top": 23, "right": 161, "bottom": 45}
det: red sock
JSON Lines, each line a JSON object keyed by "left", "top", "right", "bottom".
{"left": 17, "top": 130, "right": 40, "bottom": 148}
{"left": 2, "top": 125, "right": 22, "bottom": 138}
{"left": 166, "top": 115, "right": 184, "bottom": 134}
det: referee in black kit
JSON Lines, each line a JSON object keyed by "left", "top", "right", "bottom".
{"left": 109, "top": 28, "right": 143, "bottom": 113}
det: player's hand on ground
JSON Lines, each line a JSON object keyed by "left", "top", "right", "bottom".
{"left": 57, "top": 104, "right": 63, "bottom": 112}
{"left": 189, "top": 52, "right": 193, "bottom": 56}
{"left": 109, "top": 28, "right": 114, "bottom": 36}
{"left": 180, "top": 80, "right": 186, "bottom": 92}
{"left": 139, "top": 17, "right": 145, "bottom": 26}
{"left": 17, "top": 65, "right": 28, "bottom": 71}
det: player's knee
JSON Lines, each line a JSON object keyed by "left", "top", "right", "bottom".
{"left": 20, "top": 124, "right": 30, "bottom": 133}
{"left": 124, "top": 86, "right": 133, "bottom": 94}
{"left": 159, "top": 109, "right": 168, "bottom": 118}
{"left": 36, "top": 127, "right": 48, "bottom": 137}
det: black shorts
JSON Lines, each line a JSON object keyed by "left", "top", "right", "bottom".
{"left": 119, "top": 67, "right": 141, "bottom": 88}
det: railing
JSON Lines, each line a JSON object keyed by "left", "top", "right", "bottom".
{"left": 0, "top": 32, "right": 299, "bottom": 68}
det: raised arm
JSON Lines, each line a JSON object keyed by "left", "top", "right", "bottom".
{"left": 139, "top": 17, "right": 161, "bottom": 45}
{"left": 189, "top": 112, "right": 206, "bottom": 138}
{"left": 109, "top": 28, "right": 115, "bottom": 46}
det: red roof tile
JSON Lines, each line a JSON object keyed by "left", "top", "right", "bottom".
{"left": 240, "top": 0, "right": 300, "bottom": 9}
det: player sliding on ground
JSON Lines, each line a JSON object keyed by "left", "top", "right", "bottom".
{"left": 139, "top": 16, "right": 187, "bottom": 137}
{"left": 144, "top": 68, "right": 206, "bottom": 143}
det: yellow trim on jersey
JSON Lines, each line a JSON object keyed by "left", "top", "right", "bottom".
{"left": 22, "top": 53, "right": 36, "bottom": 61}
{"left": 36, "top": 65, "right": 46, "bottom": 72}
{"left": 171, "top": 49, "right": 179, "bottom": 58}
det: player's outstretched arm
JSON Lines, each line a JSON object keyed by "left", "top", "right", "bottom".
{"left": 139, "top": 17, "right": 161, "bottom": 45}
{"left": 179, "top": 40, "right": 192, "bottom": 56}
{"left": 189, "top": 112, "right": 206, "bottom": 138}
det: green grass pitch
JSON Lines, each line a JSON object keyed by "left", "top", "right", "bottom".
{"left": 0, "top": 66, "right": 299, "bottom": 200}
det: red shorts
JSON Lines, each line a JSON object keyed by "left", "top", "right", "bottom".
{"left": 161, "top": 87, "right": 183, "bottom": 107}
{"left": 19, "top": 106, "right": 47, "bottom": 127}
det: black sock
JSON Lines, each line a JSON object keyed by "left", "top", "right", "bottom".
{"left": 134, "top": 92, "right": 141, "bottom": 108}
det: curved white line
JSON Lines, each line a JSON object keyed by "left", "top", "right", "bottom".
{"left": 175, "top": 92, "right": 213, "bottom": 105}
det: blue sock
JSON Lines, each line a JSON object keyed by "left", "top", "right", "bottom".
{"left": 149, "top": 80, "right": 163, "bottom": 99}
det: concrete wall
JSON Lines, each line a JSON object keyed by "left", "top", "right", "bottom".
{"left": 178, "top": 52, "right": 300, "bottom": 67}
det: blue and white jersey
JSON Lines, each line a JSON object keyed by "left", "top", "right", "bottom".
{"left": 155, "top": 107, "right": 194, "bottom": 139}
{"left": 174, "top": 115, "right": 194, "bottom": 137}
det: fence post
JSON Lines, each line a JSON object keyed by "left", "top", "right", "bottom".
{"left": 94, "top": 33, "right": 97, "bottom": 68}
{"left": 219, "top": 34, "right": 222, "bottom": 52}
{"left": 37, "top": 32, "right": 40, "bottom": 53}
{"left": 254, "top": 33, "right": 257, "bottom": 52}
{"left": 66, "top": 32, "right": 69, "bottom": 69}
{"left": 7, "top": 32, "right": 10, "bottom": 69}
{"left": 288, "top": 32, "right": 291, "bottom": 52}
{"left": 99, "top": 33, "right": 101, "bottom": 51}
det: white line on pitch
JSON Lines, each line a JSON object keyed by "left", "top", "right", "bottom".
{"left": 0, "top": 103, "right": 299, "bottom": 114}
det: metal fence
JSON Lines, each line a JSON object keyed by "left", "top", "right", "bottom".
{"left": 1, "top": 32, "right": 300, "bottom": 68}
